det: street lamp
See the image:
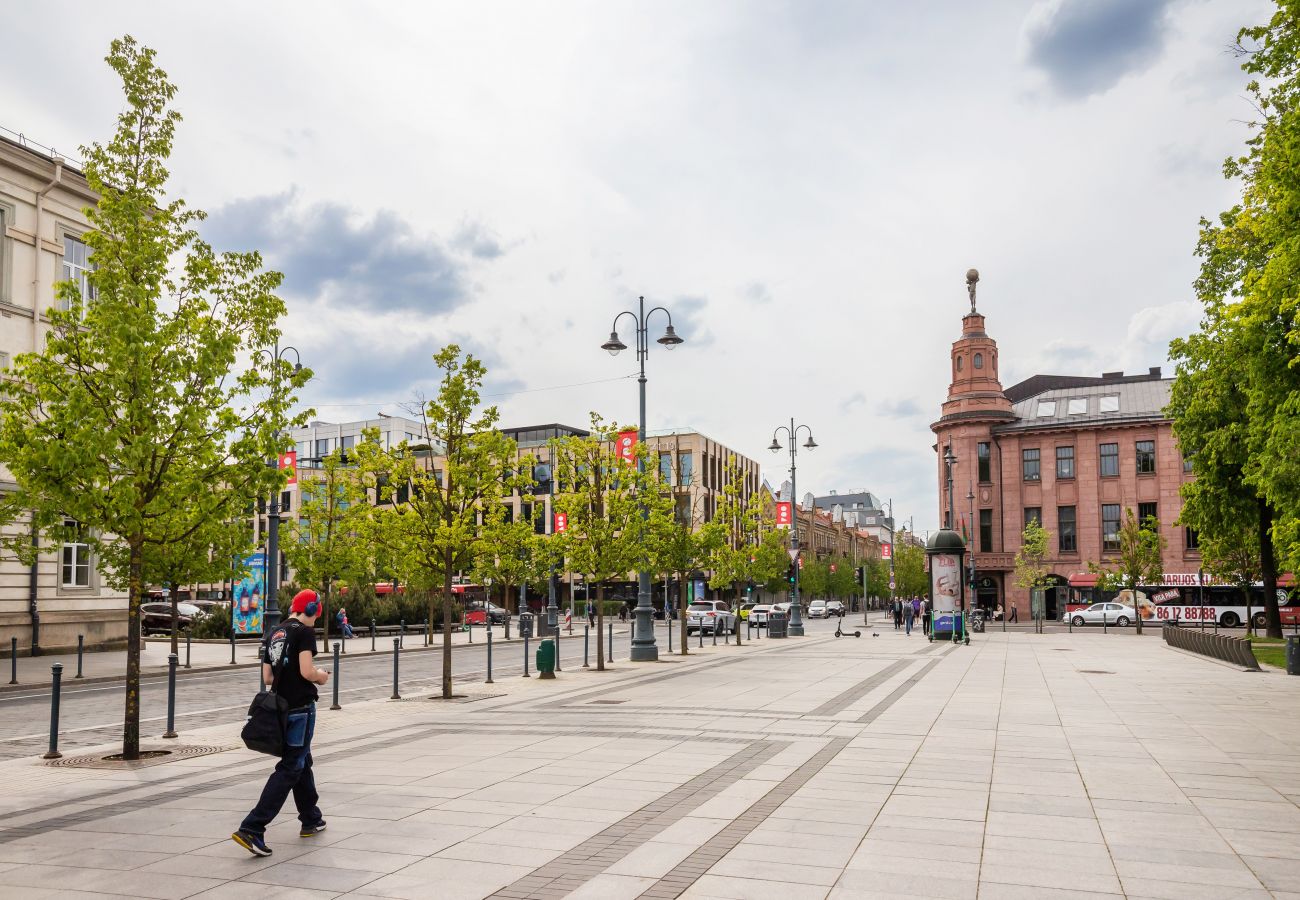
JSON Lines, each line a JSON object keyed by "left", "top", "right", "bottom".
{"left": 601, "top": 295, "right": 684, "bottom": 662}
{"left": 769, "top": 419, "right": 818, "bottom": 637}
{"left": 253, "top": 343, "right": 302, "bottom": 631}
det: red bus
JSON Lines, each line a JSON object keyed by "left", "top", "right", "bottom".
{"left": 1066, "top": 572, "right": 1298, "bottom": 628}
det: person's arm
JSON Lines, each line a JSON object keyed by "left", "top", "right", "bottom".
{"left": 299, "top": 649, "right": 329, "bottom": 684}
{"left": 262, "top": 663, "right": 273, "bottom": 684}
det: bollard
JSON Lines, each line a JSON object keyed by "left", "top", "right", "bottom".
{"left": 399, "top": 620, "right": 405, "bottom": 649}
{"left": 608, "top": 622, "right": 613, "bottom": 663}
{"left": 230, "top": 626, "right": 237, "bottom": 665}
{"left": 424, "top": 624, "right": 429, "bottom": 648}
{"left": 699, "top": 625, "right": 704, "bottom": 649}
{"left": 1069, "top": 612, "right": 1073, "bottom": 634}
{"left": 555, "top": 625, "right": 562, "bottom": 673}
{"left": 583, "top": 626, "right": 590, "bottom": 668}
{"left": 522, "top": 632, "right": 531, "bottom": 677}
{"left": 713, "top": 622, "right": 718, "bottom": 646}
{"left": 486, "top": 627, "right": 494, "bottom": 684}
{"left": 43, "top": 663, "right": 63, "bottom": 759}
{"left": 8, "top": 636, "right": 16, "bottom": 685}
{"left": 390, "top": 638, "right": 401, "bottom": 700}
{"left": 371, "top": 619, "right": 376, "bottom": 651}
{"left": 468, "top": 621, "right": 473, "bottom": 644}
{"left": 341, "top": 624, "right": 346, "bottom": 655}
{"left": 163, "top": 653, "right": 178, "bottom": 739}
{"left": 330, "top": 642, "right": 342, "bottom": 710}
{"left": 736, "top": 615, "right": 742, "bottom": 646}
{"left": 1103, "top": 611, "right": 1108, "bottom": 634}
{"left": 668, "top": 615, "right": 673, "bottom": 653}
{"left": 75, "top": 634, "right": 84, "bottom": 679}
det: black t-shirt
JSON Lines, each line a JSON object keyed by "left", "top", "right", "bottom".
{"left": 264, "top": 619, "right": 318, "bottom": 709}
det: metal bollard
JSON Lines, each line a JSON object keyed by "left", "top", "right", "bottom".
{"left": 505, "top": 615, "right": 511, "bottom": 640}
{"left": 341, "top": 624, "right": 346, "bottom": 655}
{"left": 713, "top": 622, "right": 718, "bottom": 646}
{"left": 1103, "top": 611, "right": 1108, "bottom": 634}
{"left": 8, "top": 636, "right": 16, "bottom": 685}
{"left": 399, "top": 619, "right": 405, "bottom": 649}
{"left": 555, "top": 626, "right": 562, "bottom": 673}
{"left": 699, "top": 625, "right": 704, "bottom": 649}
{"left": 424, "top": 624, "right": 429, "bottom": 647}
{"left": 390, "top": 638, "right": 401, "bottom": 700}
{"left": 468, "top": 621, "right": 473, "bottom": 644}
{"left": 583, "top": 626, "right": 590, "bottom": 668}
{"left": 330, "top": 642, "right": 341, "bottom": 710}
{"left": 163, "top": 654, "right": 178, "bottom": 738}
{"left": 75, "top": 634, "right": 84, "bottom": 679}
{"left": 522, "top": 632, "right": 531, "bottom": 678}
{"left": 185, "top": 630, "right": 192, "bottom": 668}
{"left": 486, "top": 627, "right": 494, "bottom": 684}
{"left": 43, "top": 663, "right": 63, "bottom": 759}
{"left": 230, "top": 626, "right": 237, "bottom": 665}
{"left": 608, "top": 622, "right": 613, "bottom": 663}
{"left": 371, "top": 619, "right": 376, "bottom": 651}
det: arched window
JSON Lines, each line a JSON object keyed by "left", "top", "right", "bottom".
{"left": 974, "top": 352, "right": 984, "bottom": 369}
{"left": 956, "top": 355, "right": 963, "bottom": 372}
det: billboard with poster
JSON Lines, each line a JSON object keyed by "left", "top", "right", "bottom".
{"left": 929, "top": 552, "right": 962, "bottom": 635}
{"left": 232, "top": 552, "right": 267, "bottom": 635}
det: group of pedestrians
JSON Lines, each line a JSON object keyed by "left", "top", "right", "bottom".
{"left": 890, "top": 596, "right": 930, "bottom": 635}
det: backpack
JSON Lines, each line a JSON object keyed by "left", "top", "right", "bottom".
{"left": 241, "top": 690, "right": 289, "bottom": 756}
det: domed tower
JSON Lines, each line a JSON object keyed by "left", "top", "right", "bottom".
{"left": 930, "top": 269, "right": 1014, "bottom": 535}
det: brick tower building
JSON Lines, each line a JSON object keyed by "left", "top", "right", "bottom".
{"left": 930, "top": 270, "right": 1199, "bottom": 620}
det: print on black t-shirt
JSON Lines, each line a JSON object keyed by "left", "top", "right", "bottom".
{"left": 264, "top": 620, "right": 318, "bottom": 709}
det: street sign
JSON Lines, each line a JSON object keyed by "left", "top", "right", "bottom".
{"left": 788, "top": 548, "right": 799, "bottom": 562}
{"left": 889, "top": 576, "right": 896, "bottom": 590}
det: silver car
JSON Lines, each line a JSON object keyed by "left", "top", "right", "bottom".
{"left": 1067, "top": 602, "right": 1136, "bottom": 627}
{"left": 686, "top": 600, "right": 738, "bottom": 635}
{"left": 808, "top": 600, "right": 828, "bottom": 618}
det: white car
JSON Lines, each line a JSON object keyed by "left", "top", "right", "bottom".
{"left": 686, "top": 600, "right": 738, "bottom": 635}
{"left": 749, "top": 604, "right": 774, "bottom": 627}
{"left": 1067, "top": 602, "right": 1136, "bottom": 627}
{"left": 808, "top": 600, "right": 828, "bottom": 618}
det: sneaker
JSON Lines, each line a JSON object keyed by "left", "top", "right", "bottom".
{"left": 299, "top": 821, "right": 327, "bottom": 837}
{"left": 232, "top": 830, "right": 272, "bottom": 857}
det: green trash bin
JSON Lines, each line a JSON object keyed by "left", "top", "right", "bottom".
{"left": 536, "top": 638, "right": 557, "bottom": 680}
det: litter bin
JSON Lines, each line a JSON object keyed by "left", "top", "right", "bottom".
{"left": 1287, "top": 635, "right": 1300, "bottom": 676}
{"left": 768, "top": 611, "right": 788, "bottom": 639}
{"left": 536, "top": 638, "right": 556, "bottom": 679}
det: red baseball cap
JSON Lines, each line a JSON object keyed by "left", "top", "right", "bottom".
{"left": 290, "top": 589, "right": 320, "bottom": 615}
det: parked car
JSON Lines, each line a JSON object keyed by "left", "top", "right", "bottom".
{"left": 749, "top": 604, "right": 774, "bottom": 627}
{"left": 141, "top": 601, "right": 201, "bottom": 634}
{"left": 687, "top": 600, "right": 738, "bottom": 635}
{"left": 825, "top": 600, "right": 846, "bottom": 617}
{"left": 465, "top": 601, "right": 509, "bottom": 626}
{"left": 1067, "top": 602, "right": 1136, "bottom": 628}
{"left": 739, "top": 603, "right": 757, "bottom": 620}
{"left": 808, "top": 600, "right": 828, "bottom": 618}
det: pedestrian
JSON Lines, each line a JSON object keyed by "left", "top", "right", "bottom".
{"left": 336, "top": 606, "right": 354, "bottom": 639}
{"left": 904, "top": 597, "right": 915, "bottom": 635}
{"left": 587, "top": 601, "right": 596, "bottom": 627}
{"left": 1010, "top": 604, "right": 1019, "bottom": 623}
{"left": 233, "top": 590, "right": 330, "bottom": 858}
{"left": 922, "top": 599, "right": 931, "bottom": 635}
{"left": 892, "top": 598, "right": 902, "bottom": 631}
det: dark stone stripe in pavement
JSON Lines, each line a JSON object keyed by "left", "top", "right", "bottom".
{"left": 856, "top": 657, "right": 943, "bottom": 724}
{"left": 805, "top": 658, "right": 913, "bottom": 718}
{"left": 487, "top": 739, "right": 789, "bottom": 900}
{"left": 636, "top": 736, "right": 853, "bottom": 899}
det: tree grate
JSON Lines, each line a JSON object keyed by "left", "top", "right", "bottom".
{"left": 45, "top": 744, "right": 233, "bottom": 769}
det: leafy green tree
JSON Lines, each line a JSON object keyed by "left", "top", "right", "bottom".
{"left": 285, "top": 448, "right": 372, "bottom": 645}
{"left": 1199, "top": 524, "right": 1263, "bottom": 632}
{"left": 654, "top": 488, "right": 720, "bottom": 655}
{"left": 0, "top": 38, "right": 305, "bottom": 759}
{"left": 356, "top": 346, "right": 519, "bottom": 698}
{"left": 474, "top": 497, "right": 544, "bottom": 613}
{"left": 864, "top": 556, "right": 890, "bottom": 603}
{"left": 1013, "top": 520, "right": 1053, "bottom": 607}
{"left": 1089, "top": 509, "right": 1167, "bottom": 634}
{"left": 892, "top": 541, "right": 928, "bottom": 599}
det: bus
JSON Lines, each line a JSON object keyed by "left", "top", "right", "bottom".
{"left": 1066, "top": 572, "right": 1298, "bottom": 628}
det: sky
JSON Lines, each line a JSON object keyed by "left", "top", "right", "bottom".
{"left": 3, "top": 0, "right": 1272, "bottom": 533}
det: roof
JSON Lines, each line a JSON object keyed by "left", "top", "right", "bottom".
{"left": 1005, "top": 368, "right": 1164, "bottom": 404}
{"left": 812, "top": 491, "right": 884, "bottom": 512}
{"left": 995, "top": 379, "right": 1172, "bottom": 433}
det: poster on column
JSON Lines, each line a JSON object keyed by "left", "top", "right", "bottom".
{"left": 930, "top": 552, "right": 961, "bottom": 635}
{"left": 232, "top": 552, "right": 267, "bottom": 635}
{"left": 616, "top": 430, "right": 638, "bottom": 465}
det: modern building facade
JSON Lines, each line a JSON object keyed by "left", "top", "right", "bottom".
{"left": 0, "top": 135, "right": 130, "bottom": 653}
{"left": 931, "top": 281, "right": 1197, "bottom": 619}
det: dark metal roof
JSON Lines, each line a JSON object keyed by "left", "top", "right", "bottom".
{"left": 1004, "top": 368, "right": 1163, "bottom": 404}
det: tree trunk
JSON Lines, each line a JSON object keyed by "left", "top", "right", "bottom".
{"left": 679, "top": 575, "right": 689, "bottom": 655}
{"left": 123, "top": 538, "right": 144, "bottom": 760}
{"left": 1260, "top": 498, "right": 1282, "bottom": 638}
{"left": 595, "top": 581, "right": 605, "bottom": 671}
{"left": 442, "top": 552, "right": 454, "bottom": 698}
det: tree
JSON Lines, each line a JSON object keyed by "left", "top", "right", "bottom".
{"left": 1199, "top": 525, "right": 1262, "bottom": 632}
{"left": 864, "top": 556, "right": 890, "bottom": 604}
{"left": 892, "top": 541, "right": 928, "bottom": 599}
{"left": 284, "top": 448, "right": 372, "bottom": 644}
{"left": 1013, "top": 519, "right": 1053, "bottom": 607}
{"left": 655, "top": 487, "right": 719, "bottom": 655}
{"left": 356, "top": 347, "right": 519, "bottom": 699}
{"left": 1089, "top": 509, "right": 1167, "bottom": 634}
{"left": 707, "top": 459, "right": 772, "bottom": 626}
{"left": 474, "top": 497, "right": 543, "bottom": 614}
{"left": 0, "top": 38, "right": 304, "bottom": 759}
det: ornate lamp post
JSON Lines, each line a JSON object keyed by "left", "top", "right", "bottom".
{"left": 253, "top": 343, "right": 301, "bottom": 631}
{"left": 768, "top": 419, "right": 818, "bottom": 636}
{"left": 601, "top": 296, "right": 684, "bottom": 662}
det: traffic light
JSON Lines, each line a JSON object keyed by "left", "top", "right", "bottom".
{"left": 746, "top": 581, "right": 754, "bottom": 594}
{"left": 787, "top": 563, "right": 796, "bottom": 584}
{"left": 855, "top": 566, "right": 864, "bottom": 582}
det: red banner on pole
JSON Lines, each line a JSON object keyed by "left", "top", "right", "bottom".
{"left": 279, "top": 451, "right": 297, "bottom": 486}
{"left": 881, "top": 541, "right": 892, "bottom": 560}
{"left": 615, "top": 430, "right": 638, "bottom": 466}
{"left": 554, "top": 512, "right": 569, "bottom": 533}
{"left": 775, "top": 502, "right": 793, "bottom": 528}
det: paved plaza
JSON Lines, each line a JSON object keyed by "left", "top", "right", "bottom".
{"left": 0, "top": 619, "right": 1298, "bottom": 899}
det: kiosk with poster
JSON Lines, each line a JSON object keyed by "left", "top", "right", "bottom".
{"left": 926, "top": 529, "right": 968, "bottom": 644}
{"left": 232, "top": 552, "right": 267, "bottom": 635}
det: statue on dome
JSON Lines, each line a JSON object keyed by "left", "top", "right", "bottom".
{"left": 966, "top": 268, "right": 979, "bottom": 314}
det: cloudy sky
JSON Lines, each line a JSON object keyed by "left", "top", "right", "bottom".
{"left": 5, "top": 0, "right": 1270, "bottom": 532}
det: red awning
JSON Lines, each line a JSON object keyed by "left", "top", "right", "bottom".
{"left": 1068, "top": 573, "right": 1098, "bottom": 588}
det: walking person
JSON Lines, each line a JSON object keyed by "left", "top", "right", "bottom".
{"left": 892, "top": 598, "right": 902, "bottom": 631}
{"left": 904, "top": 597, "right": 915, "bottom": 635}
{"left": 587, "top": 601, "right": 596, "bottom": 627}
{"left": 922, "top": 599, "right": 931, "bottom": 635}
{"left": 232, "top": 590, "right": 330, "bottom": 857}
{"left": 1010, "top": 604, "right": 1019, "bottom": 624}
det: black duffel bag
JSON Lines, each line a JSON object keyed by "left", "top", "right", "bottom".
{"left": 241, "top": 691, "right": 289, "bottom": 756}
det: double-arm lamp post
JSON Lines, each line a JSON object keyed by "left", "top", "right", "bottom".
{"left": 768, "top": 419, "right": 818, "bottom": 637}
{"left": 254, "top": 343, "right": 302, "bottom": 631}
{"left": 602, "top": 296, "right": 684, "bottom": 662}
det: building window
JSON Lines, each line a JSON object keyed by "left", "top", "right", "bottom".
{"left": 977, "top": 442, "right": 991, "bottom": 483}
{"left": 61, "top": 519, "right": 90, "bottom": 587}
{"left": 1099, "top": 395, "right": 1120, "bottom": 413}
{"left": 1036, "top": 401, "right": 1056, "bottom": 417}
{"left": 679, "top": 452, "right": 694, "bottom": 485}
{"left": 1067, "top": 398, "right": 1087, "bottom": 415}
{"left": 60, "top": 234, "right": 96, "bottom": 312}
{"left": 0, "top": 201, "right": 13, "bottom": 304}
{"left": 979, "top": 509, "right": 993, "bottom": 553}
{"left": 1102, "top": 504, "right": 1122, "bottom": 551}
{"left": 1022, "top": 448, "right": 1040, "bottom": 482}
{"left": 1136, "top": 440, "right": 1156, "bottom": 474}
{"left": 658, "top": 453, "right": 673, "bottom": 486}
{"left": 1055, "top": 446, "right": 1074, "bottom": 479}
{"left": 1024, "top": 507, "right": 1042, "bottom": 528}
{"left": 1182, "top": 453, "right": 1194, "bottom": 473}
{"left": 1138, "top": 502, "right": 1157, "bottom": 529}
{"left": 340, "top": 435, "right": 356, "bottom": 453}
{"left": 315, "top": 438, "right": 330, "bottom": 459}
{"left": 974, "top": 353, "right": 984, "bottom": 369}
{"left": 1186, "top": 527, "right": 1199, "bottom": 550}
{"left": 1058, "top": 506, "right": 1076, "bottom": 552}
{"left": 280, "top": 490, "right": 292, "bottom": 512}
{"left": 956, "top": 355, "right": 963, "bottom": 372}
{"left": 1099, "top": 443, "right": 1119, "bottom": 477}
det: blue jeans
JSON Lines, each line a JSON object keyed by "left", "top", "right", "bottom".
{"left": 905, "top": 612, "right": 914, "bottom": 634}
{"left": 240, "top": 703, "right": 320, "bottom": 836}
